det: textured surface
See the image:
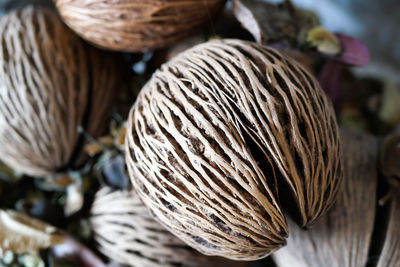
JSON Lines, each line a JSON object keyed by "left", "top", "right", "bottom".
{"left": 90, "top": 187, "right": 246, "bottom": 267}
{"left": 0, "top": 7, "right": 121, "bottom": 176}
{"left": 377, "top": 196, "right": 400, "bottom": 267}
{"left": 54, "top": 0, "right": 226, "bottom": 52}
{"left": 126, "top": 39, "right": 341, "bottom": 260}
{"left": 273, "top": 128, "right": 378, "bottom": 267}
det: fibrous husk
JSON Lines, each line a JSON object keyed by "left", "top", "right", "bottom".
{"left": 0, "top": 210, "right": 64, "bottom": 256}
{"left": 54, "top": 0, "right": 226, "bottom": 52}
{"left": 273, "top": 128, "right": 381, "bottom": 267}
{"left": 90, "top": 187, "right": 246, "bottom": 267}
{"left": 125, "top": 39, "right": 341, "bottom": 260}
{"left": 0, "top": 7, "right": 121, "bottom": 177}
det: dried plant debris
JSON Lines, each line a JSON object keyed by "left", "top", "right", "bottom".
{"left": 233, "top": 0, "right": 298, "bottom": 45}
{"left": 273, "top": 128, "right": 400, "bottom": 267}
{"left": 0, "top": 210, "right": 64, "bottom": 256}
{"left": 126, "top": 39, "right": 341, "bottom": 260}
{"left": 306, "top": 26, "right": 341, "bottom": 55}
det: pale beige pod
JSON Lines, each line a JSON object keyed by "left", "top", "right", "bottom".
{"left": 0, "top": 7, "right": 121, "bottom": 176}
{"left": 90, "top": 187, "right": 246, "bottom": 267}
{"left": 54, "top": 0, "right": 226, "bottom": 52}
{"left": 125, "top": 39, "right": 342, "bottom": 260}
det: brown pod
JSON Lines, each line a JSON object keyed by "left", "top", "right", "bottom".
{"left": 125, "top": 39, "right": 342, "bottom": 260}
{"left": 54, "top": 0, "right": 226, "bottom": 52}
{"left": 0, "top": 7, "right": 121, "bottom": 177}
{"left": 90, "top": 187, "right": 247, "bottom": 267}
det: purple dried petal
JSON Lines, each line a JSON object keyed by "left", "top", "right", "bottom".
{"left": 309, "top": 34, "right": 370, "bottom": 66}
{"left": 318, "top": 60, "right": 343, "bottom": 112}
{"left": 331, "top": 34, "right": 370, "bottom": 66}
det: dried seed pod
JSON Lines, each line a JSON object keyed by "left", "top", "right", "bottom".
{"left": 54, "top": 0, "right": 226, "bottom": 52}
{"left": 125, "top": 39, "right": 342, "bottom": 260}
{"left": 0, "top": 7, "right": 121, "bottom": 176}
{"left": 90, "top": 188, "right": 246, "bottom": 267}
{"left": 273, "top": 128, "right": 382, "bottom": 267}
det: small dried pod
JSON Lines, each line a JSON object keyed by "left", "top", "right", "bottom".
{"left": 0, "top": 7, "right": 121, "bottom": 177}
{"left": 90, "top": 188, "right": 245, "bottom": 267}
{"left": 273, "top": 128, "right": 400, "bottom": 267}
{"left": 0, "top": 209, "right": 64, "bottom": 256}
{"left": 54, "top": 0, "right": 226, "bottom": 52}
{"left": 125, "top": 39, "right": 342, "bottom": 260}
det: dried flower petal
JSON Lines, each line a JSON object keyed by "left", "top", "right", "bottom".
{"left": 306, "top": 26, "right": 341, "bottom": 55}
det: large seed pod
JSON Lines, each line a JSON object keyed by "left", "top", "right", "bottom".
{"left": 90, "top": 187, "right": 246, "bottom": 267}
{"left": 54, "top": 0, "right": 226, "bottom": 52}
{"left": 273, "top": 129, "right": 400, "bottom": 267}
{"left": 125, "top": 39, "right": 342, "bottom": 260}
{"left": 0, "top": 7, "right": 121, "bottom": 177}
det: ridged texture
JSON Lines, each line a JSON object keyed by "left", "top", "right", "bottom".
{"left": 90, "top": 187, "right": 245, "bottom": 267}
{"left": 0, "top": 7, "right": 121, "bottom": 177}
{"left": 377, "top": 196, "right": 400, "bottom": 267}
{"left": 273, "top": 128, "right": 378, "bottom": 267}
{"left": 54, "top": 0, "right": 226, "bottom": 52}
{"left": 125, "top": 39, "right": 341, "bottom": 260}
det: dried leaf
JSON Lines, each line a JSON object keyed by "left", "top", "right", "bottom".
{"left": 306, "top": 26, "right": 341, "bottom": 55}
{"left": 233, "top": 0, "right": 298, "bottom": 45}
{"left": 0, "top": 210, "right": 64, "bottom": 256}
{"left": 64, "top": 184, "right": 84, "bottom": 217}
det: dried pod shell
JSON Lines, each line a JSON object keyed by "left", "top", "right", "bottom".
{"left": 90, "top": 188, "right": 245, "bottom": 267}
{"left": 0, "top": 7, "right": 121, "bottom": 176}
{"left": 273, "top": 128, "right": 379, "bottom": 267}
{"left": 54, "top": 0, "right": 226, "bottom": 52}
{"left": 125, "top": 39, "right": 341, "bottom": 260}
{"left": 0, "top": 209, "right": 64, "bottom": 256}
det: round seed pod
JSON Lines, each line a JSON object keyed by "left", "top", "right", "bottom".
{"left": 54, "top": 0, "right": 226, "bottom": 52}
{"left": 125, "top": 39, "right": 342, "bottom": 260}
{"left": 0, "top": 7, "right": 121, "bottom": 177}
{"left": 90, "top": 187, "right": 246, "bottom": 267}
